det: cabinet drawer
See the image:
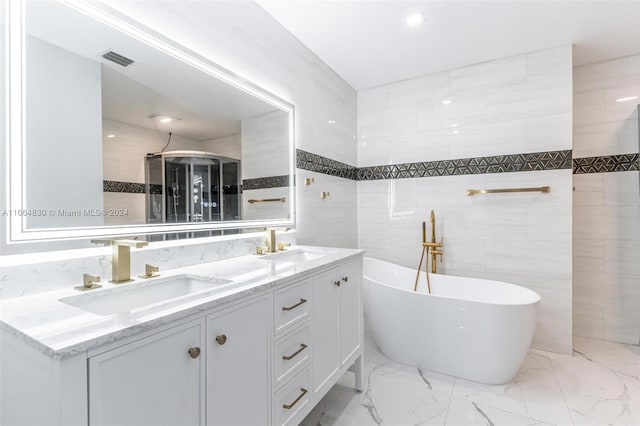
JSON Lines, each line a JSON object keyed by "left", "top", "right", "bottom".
{"left": 274, "top": 323, "right": 311, "bottom": 388}
{"left": 274, "top": 367, "right": 311, "bottom": 426}
{"left": 274, "top": 279, "right": 311, "bottom": 334}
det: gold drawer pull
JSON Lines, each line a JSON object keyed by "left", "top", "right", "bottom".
{"left": 282, "top": 343, "right": 308, "bottom": 361}
{"left": 282, "top": 388, "right": 308, "bottom": 410}
{"left": 216, "top": 334, "right": 227, "bottom": 345}
{"left": 188, "top": 347, "right": 200, "bottom": 359}
{"left": 282, "top": 298, "right": 307, "bottom": 311}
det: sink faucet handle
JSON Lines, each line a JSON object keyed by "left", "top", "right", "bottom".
{"left": 83, "top": 273, "right": 101, "bottom": 287}
{"left": 76, "top": 273, "right": 102, "bottom": 291}
{"left": 432, "top": 249, "right": 444, "bottom": 263}
{"left": 139, "top": 264, "right": 160, "bottom": 279}
{"left": 278, "top": 242, "right": 291, "bottom": 251}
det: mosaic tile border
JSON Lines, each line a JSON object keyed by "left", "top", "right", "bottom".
{"left": 103, "top": 181, "right": 162, "bottom": 194}
{"left": 104, "top": 180, "right": 144, "bottom": 194}
{"left": 242, "top": 175, "right": 290, "bottom": 191}
{"left": 105, "top": 177, "right": 289, "bottom": 195}
{"left": 106, "top": 151, "right": 638, "bottom": 195}
{"left": 296, "top": 149, "right": 572, "bottom": 181}
{"left": 296, "top": 149, "right": 358, "bottom": 180}
{"left": 358, "top": 150, "right": 572, "bottom": 180}
{"left": 573, "top": 153, "right": 639, "bottom": 174}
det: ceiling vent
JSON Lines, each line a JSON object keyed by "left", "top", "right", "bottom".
{"left": 102, "top": 51, "right": 134, "bottom": 67}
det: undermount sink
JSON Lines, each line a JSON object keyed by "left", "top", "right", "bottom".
{"left": 60, "top": 275, "right": 232, "bottom": 316}
{"left": 260, "top": 248, "right": 332, "bottom": 263}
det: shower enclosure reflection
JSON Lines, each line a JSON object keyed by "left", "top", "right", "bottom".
{"left": 146, "top": 151, "right": 241, "bottom": 224}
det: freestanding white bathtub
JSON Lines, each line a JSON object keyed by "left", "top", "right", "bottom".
{"left": 363, "top": 257, "right": 540, "bottom": 385}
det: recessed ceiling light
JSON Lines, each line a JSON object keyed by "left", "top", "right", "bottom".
{"left": 450, "top": 123, "right": 458, "bottom": 128}
{"left": 406, "top": 12, "right": 425, "bottom": 27}
{"left": 328, "top": 120, "right": 336, "bottom": 124}
{"left": 615, "top": 96, "right": 638, "bottom": 103}
{"left": 149, "top": 114, "right": 181, "bottom": 123}
{"left": 442, "top": 99, "right": 452, "bottom": 105}
{"left": 106, "top": 134, "right": 116, "bottom": 138}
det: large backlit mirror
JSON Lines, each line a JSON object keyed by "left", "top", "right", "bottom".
{"left": 5, "top": 0, "right": 294, "bottom": 242}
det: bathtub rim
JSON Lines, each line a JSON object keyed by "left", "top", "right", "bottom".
{"left": 363, "top": 256, "right": 541, "bottom": 307}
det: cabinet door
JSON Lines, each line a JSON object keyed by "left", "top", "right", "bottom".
{"left": 339, "top": 260, "right": 362, "bottom": 364}
{"left": 206, "top": 296, "right": 270, "bottom": 426}
{"left": 89, "top": 320, "right": 204, "bottom": 426}
{"left": 311, "top": 268, "right": 341, "bottom": 395}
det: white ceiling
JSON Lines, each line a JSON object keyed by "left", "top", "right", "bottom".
{"left": 257, "top": 0, "right": 640, "bottom": 90}
{"left": 100, "top": 66, "right": 241, "bottom": 141}
{"left": 26, "top": 1, "right": 281, "bottom": 141}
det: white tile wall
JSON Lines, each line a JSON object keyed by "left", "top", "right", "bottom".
{"left": 358, "top": 46, "right": 573, "bottom": 167}
{"left": 574, "top": 55, "right": 640, "bottom": 158}
{"left": 242, "top": 187, "right": 289, "bottom": 221}
{"left": 202, "top": 134, "right": 241, "bottom": 160}
{"left": 358, "top": 46, "right": 574, "bottom": 354}
{"left": 573, "top": 55, "right": 640, "bottom": 346}
{"left": 240, "top": 110, "right": 290, "bottom": 221}
{"left": 103, "top": 193, "right": 146, "bottom": 226}
{"left": 26, "top": 36, "right": 104, "bottom": 229}
{"left": 241, "top": 110, "right": 289, "bottom": 179}
{"left": 295, "top": 170, "right": 358, "bottom": 249}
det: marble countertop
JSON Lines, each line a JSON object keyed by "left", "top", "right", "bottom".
{"left": 0, "top": 246, "right": 363, "bottom": 358}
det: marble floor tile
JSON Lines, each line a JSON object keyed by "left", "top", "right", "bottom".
{"left": 444, "top": 397, "right": 555, "bottom": 426}
{"left": 300, "top": 335, "right": 640, "bottom": 426}
{"left": 448, "top": 351, "right": 573, "bottom": 425}
{"left": 548, "top": 347, "right": 639, "bottom": 425}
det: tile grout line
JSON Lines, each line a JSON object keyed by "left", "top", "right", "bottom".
{"left": 546, "top": 351, "right": 578, "bottom": 426}
{"left": 442, "top": 377, "right": 457, "bottom": 426}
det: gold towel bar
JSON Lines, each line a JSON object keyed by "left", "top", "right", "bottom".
{"left": 248, "top": 197, "right": 286, "bottom": 204}
{"left": 466, "top": 186, "right": 550, "bottom": 196}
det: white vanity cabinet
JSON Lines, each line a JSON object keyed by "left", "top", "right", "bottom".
{"left": 88, "top": 320, "right": 205, "bottom": 426}
{"left": 312, "top": 260, "right": 363, "bottom": 397}
{"left": 87, "top": 295, "right": 271, "bottom": 426}
{"left": 206, "top": 295, "right": 271, "bottom": 426}
{"left": 0, "top": 251, "right": 364, "bottom": 426}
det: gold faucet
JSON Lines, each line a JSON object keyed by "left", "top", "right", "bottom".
{"left": 413, "top": 210, "right": 444, "bottom": 293}
{"left": 257, "top": 227, "right": 291, "bottom": 254}
{"left": 91, "top": 239, "right": 149, "bottom": 283}
{"left": 428, "top": 210, "right": 443, "bottom": 274}
{"left": 265, "top": 228, "right": 278, "bottom": 253}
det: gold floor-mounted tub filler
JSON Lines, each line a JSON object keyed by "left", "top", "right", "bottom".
{"left": 414, "top": 210, "right": 443, "bottom": 294}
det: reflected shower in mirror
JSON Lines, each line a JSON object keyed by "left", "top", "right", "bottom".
{"left": 145, "top": 151, "right": 241, "bottom": 224}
